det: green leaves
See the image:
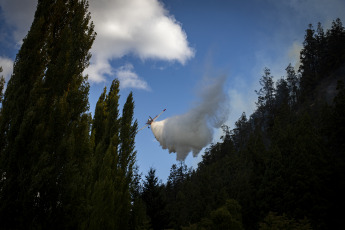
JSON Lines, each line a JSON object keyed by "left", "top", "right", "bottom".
{"left": 88, "top": 80, "right": 138, "bottom": 229}
{"left": 0, "top": 0, "right": 95, "bottom": 228}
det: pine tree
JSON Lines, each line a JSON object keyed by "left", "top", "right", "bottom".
{"left": 255, "top": 68, "right": 275, "bottom": 115}
{"left": 0, "top": 0, "right": 95, "bottom": 228}
{"left": 315, "top": 22, "right": 327, "bottom": 76}
{"left": 129, "top": 165, "right": 150, "bottom": 230}
{"left": 285, "top": 64, "right": 299, "bottom": 107}
{"left": 231, "top": 112, "right": 249, "bottom": 150}
{"left": 326, "top": 18, "right": 345, "bottom": 69}
{"left": 142, "top": 168, "right": 167, "bottom": 230}
{"left": 255, "top": 67, "right": 275, "bottom": 131}
{"left": 275, "top": 77, "right": 289, "bottom": 108}
{"left": 299, "top": 24, "right": 318, "bottom": 102}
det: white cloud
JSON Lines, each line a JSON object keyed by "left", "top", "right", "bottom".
{"left": 0, "top": 0, "right": 194, "bottom": 86}
{"left": 115, "top": 63, "right": 150, "bottom": 90}
{"left": 87, "top": 0, "right": 195, "bottom": 82}
{"left": 0, "top": 56, "right": 13, "bottom": 81}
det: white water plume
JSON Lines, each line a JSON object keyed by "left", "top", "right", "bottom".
{"left": 151, "top": 75, "right": 229, "bottom": 160}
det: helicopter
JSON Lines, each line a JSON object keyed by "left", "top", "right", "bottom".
{"left": 137, "top": 109, "right": 166, "bottom": 133}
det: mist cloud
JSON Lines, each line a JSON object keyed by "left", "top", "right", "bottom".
{"left": 150, "top": 75, "right": 229, "bottom": 161}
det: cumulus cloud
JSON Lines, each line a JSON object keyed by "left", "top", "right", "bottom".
{"left": 115, "top": 63, "right": 150, "bottom": 90}
{"left": 86, "top": 0, "right": 195, "bottom": 83}
{"left": 0, "top": 0, "right": 194, "bottom": 88}
{"left": 0, "top": 56, "right": 14, "bottom": 81}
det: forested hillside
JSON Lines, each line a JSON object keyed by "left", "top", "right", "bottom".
{"left": 139, "top": 19, "right": 345, "bottom": 230}
{"left": 0, "top": 0, "right": 344, "bottom": 229}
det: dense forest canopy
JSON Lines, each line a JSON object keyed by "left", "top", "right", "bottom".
{"left": 137, "top": 18, "right": 345, "bottom": 230}
{"left": 0, "top": 0, "right": 344, "bottom": 229}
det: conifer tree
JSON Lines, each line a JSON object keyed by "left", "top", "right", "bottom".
{"left": 0, "top": 0, "right": 95, "bottom": 228}
{"left": 255, "top": 67, "right": 275, "bottom": 129}
{"left": 255, "top": 68, "right": 275, "bottom": 113}
{"left": 299, "top": 24, "right": 318, "bottom": 101}
{"left": 142, "top": 168, "right": 167, "bottom": 230}
{"left": 275, "top": 77, "right": 289, "bottom": 107}
{"left": 326, "top": 18, "right": 345, "bottom": 69}
{"left": 231, "top": 112, "right": 249, "bottom": 150}
{"left": 285, "top": 64, "right": 299, "bottom": 107}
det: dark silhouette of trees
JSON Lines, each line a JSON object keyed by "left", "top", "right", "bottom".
{"left": 0, "top": 67, "right": 4, "bottom": 106}
{"left": 141, "top": 168, "right": 168, "bottom": 230}
{"left": 152, "top": 18, "right": 345, "bottom": 230}
{"left": 1, "top": 3, "right": 344, "bottom": 228}
{"left": 0, "top": 0, "right": 95, "bottom": 228}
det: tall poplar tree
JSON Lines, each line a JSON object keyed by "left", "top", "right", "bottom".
{"left": 0, "top": 67, "right": 4, "bottom": 127}
{"left": 0, "top": 0, "right": 95, "bottom": 229}
{"left": 89, "top": 80, "right": 138, "bottom": 230}
{"left": 0, "top": 67, "right": 4, "bottom": 106}
{"left": 89, "top": 79, "right": 121, "bottom": 229}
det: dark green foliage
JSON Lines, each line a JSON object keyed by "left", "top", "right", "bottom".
{"left": 285, "top": 64, "right": 299, "bottom": 108}
{"left": 129, "top": 166, "right": 150, "bottom": 230}
{"left": 259, "top": 212, "right": 312, "bottom": 230}
{"left": 1, "top": 3, "right": 344, "bottom": 229}
{"left": 322, "top": 80, "right": 345, "bottom": 229}
{"left": 141, "top": 168, "right": 167, "bottom": 230}
{"left": 275, "top": 77, "right": 289, "bottom": 107}
{"left": 299, "top": 18, "right": 345, "bottom": 103}
{"left": 88, "top": 79, "right": 139, "bottom": 230}
{"left": 325, "top": 19, "right": 345, "bottom": 70}
{"left": 0, "top": 0, "right": 141, "bottom": 229}
{"left": 192, "top": 199, "right": 244, "bottom": 230}
{"left": 231, "top": 113, "right": 250, "bottom": 150}
{"left": 0, "top": 67, "right": 4, "bottom": 106}
{"left": 255, "top": 68, "right": 275, "bottom": 115}
{"left": 164, "top": 162, "right": 194, "bottom": 229}
{"left": 0, "top": 0, "right": 95, "bottom": 228}
{"left": 153, "top": 19, "right": 345, "bottom": 230}
{"left": 0, "top": 67, "right": 4, "bottom": 126}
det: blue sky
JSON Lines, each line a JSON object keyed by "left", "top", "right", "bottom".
{"left": 1, "top": 0, "right": 345, "bottom": 181}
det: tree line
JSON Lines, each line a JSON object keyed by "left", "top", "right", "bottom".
{"left": 137, "top": 18, "right": 345, "bottom": 230}
{"left": 1, "top": 0, "right": 345, "bottom": 229}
